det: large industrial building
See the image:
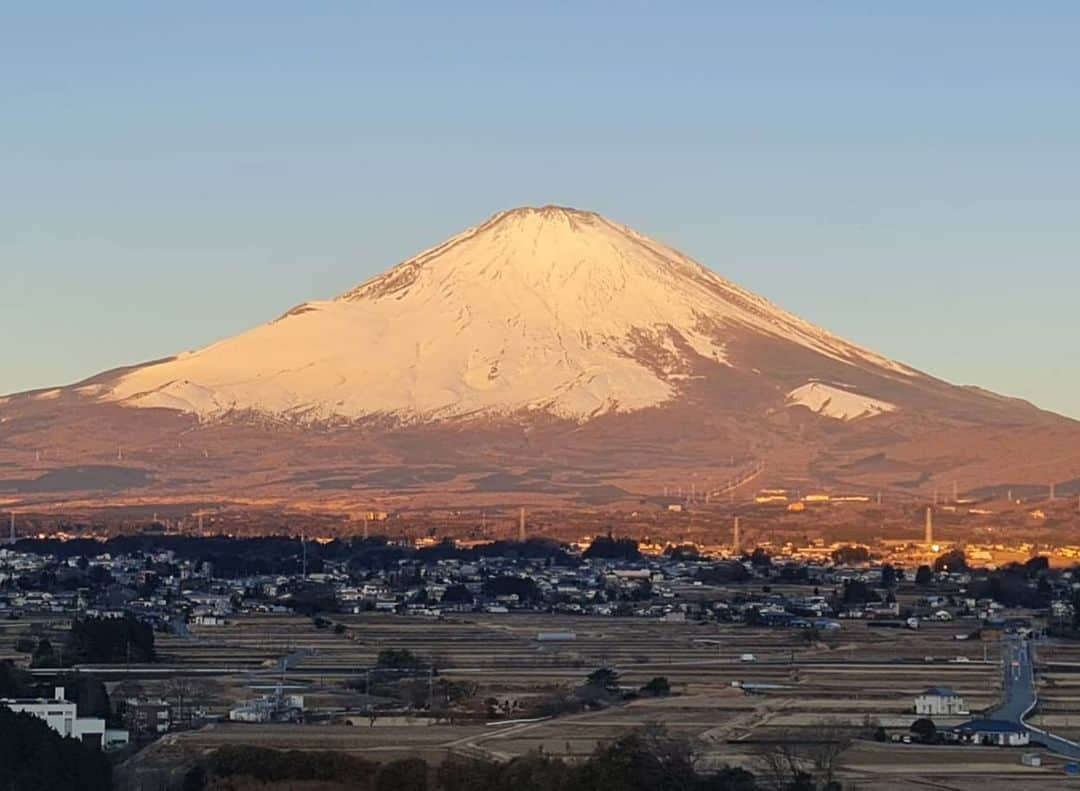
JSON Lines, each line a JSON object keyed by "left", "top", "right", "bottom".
{"left": 0, "top": 687, "right": 127, "bottom": 749}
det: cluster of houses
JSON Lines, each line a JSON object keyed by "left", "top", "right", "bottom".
{"left": 4, "top": 538, "right": 1073, "bottom": 760}
{"left": 1, "top": 540, "right": 1055, "bottom": 631}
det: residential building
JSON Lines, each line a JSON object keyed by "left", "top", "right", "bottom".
{"left": 952, "top": 718, "right": 1030, "bottom": 747}
{"left": 124, "top": 698, "right": 172, "bottom": 734}
{"left": 915, "top": 687, "right": 968, "bottom": 716}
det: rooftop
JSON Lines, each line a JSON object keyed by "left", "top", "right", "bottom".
{"left": 953, "top": 719, "right": 1026, "bottom": 734}
{"left": 922, "top": 687, "right": 960, "bottom": 697}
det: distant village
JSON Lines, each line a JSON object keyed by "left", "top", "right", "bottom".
{"left": 4, "top": 496, "right": 1080, "bottom": 787}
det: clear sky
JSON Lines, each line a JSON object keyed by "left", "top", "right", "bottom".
{"left": 3, "top": 2, "right": 1078, "bottom": 417}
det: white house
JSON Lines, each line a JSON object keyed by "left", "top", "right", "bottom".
{"left": 953, "top": 718, "right": 1030, "bottom": 747}
{"left": 0, "top": 687, "right": 122, "bottom": 749}
{"left": 915, "top": 687, "right": 968, "bottom": 716}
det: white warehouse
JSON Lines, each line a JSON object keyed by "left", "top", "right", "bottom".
{"left": 0, "top": 687, "right": 123, "bottom": 749}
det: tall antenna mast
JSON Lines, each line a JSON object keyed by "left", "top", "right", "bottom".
{"left": 518, "top": 507, "right": 526, "bottom": 543}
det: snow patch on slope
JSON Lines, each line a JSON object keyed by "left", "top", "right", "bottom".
{"left": 121, "top": 379, "right": 229, "bottom": 414}
{"left": 786, "top": 382, "right": 898, "bottom": 421}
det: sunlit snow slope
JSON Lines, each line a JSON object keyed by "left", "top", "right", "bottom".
{"left": 99, "top": 206, "right": 919, "bottom": 422}
{"left": 786, "top": 382, "right": 898, "bottom": 421}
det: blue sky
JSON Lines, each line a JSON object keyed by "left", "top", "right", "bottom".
{"left": 3, "top": 2, "right": 1078, "bottom": 417}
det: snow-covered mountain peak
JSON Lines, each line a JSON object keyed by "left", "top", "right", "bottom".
{"left": 94, "top": 206, "right": 921, "bottom": 422}
{"left": 338, "top": 204, "right": 689, "bottom": 304}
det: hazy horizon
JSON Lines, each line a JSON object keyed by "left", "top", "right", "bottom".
{"left": 3, "top": 3, "right": 1078, "bottom": 418}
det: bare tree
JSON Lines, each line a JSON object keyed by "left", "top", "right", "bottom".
{"left": 755, "top": 736, "right": 808, "bottom": 791}
{"left": 809, "top": 720, "right": 852, "bottom": 786}
{"left": 755, "top": 721, "right": 852, "bottom": 790}
{"left": 164, "top": 676, "right": 192, "bottom": 724}
{"left": 164, "top": 676, "right": 223, "bottom": 724}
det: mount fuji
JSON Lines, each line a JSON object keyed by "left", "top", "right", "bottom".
{"left": 2, "top": 206, "right": 1076, "bottom": 510}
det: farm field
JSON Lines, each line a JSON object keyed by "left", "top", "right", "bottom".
{"left": 9, "top": 608, "right": 1080, "bottom": 787}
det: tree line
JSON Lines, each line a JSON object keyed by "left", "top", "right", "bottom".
{"left": 189, "top": 724, "right": 856, "bottom": 791}
{"left": 0, "top": 706, "right": 111, "bottom": 791}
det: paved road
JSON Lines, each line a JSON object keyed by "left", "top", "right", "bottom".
{"left": 994, "top": 635, "right": 1080, "bottom": 760}
{"left": 991, "top": 635, "right": 1035, "bottom": 722}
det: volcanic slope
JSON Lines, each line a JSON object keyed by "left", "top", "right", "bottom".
{"left": 1, "top": 206, "right": 1076, "bottom": 509}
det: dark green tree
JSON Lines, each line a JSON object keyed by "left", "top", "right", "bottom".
{"left": 0, "top": 707, "right": 111, "bottom": 791}
{"left": 831, "top": 545, "right": 870, "bottom": 565}
{"left": 641, "top": 677, "right": 671, "bottom": 697}
{"left": 915, "top": 565, "right": 933, "bottom": 586}
{"left": 66, "top": 614, "right": 155, "bottom": 664}
{"left": 933, "top": 550, "right": 968, "bottom": 574}
{"left": 375, "top": 757, "right": 427, "bottom": 791}
{"left": 881, "top": 564, "right": 897, "bottom": 588}
{"left": 910, "top": 717, "right": 937, "bottom": 744}
{"left": 586, "top": 667, "right": 620, "bottom": 692}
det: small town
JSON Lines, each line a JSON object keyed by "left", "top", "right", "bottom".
{"left": 5, "top": 516, "right": 1080, "bottom": 789}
